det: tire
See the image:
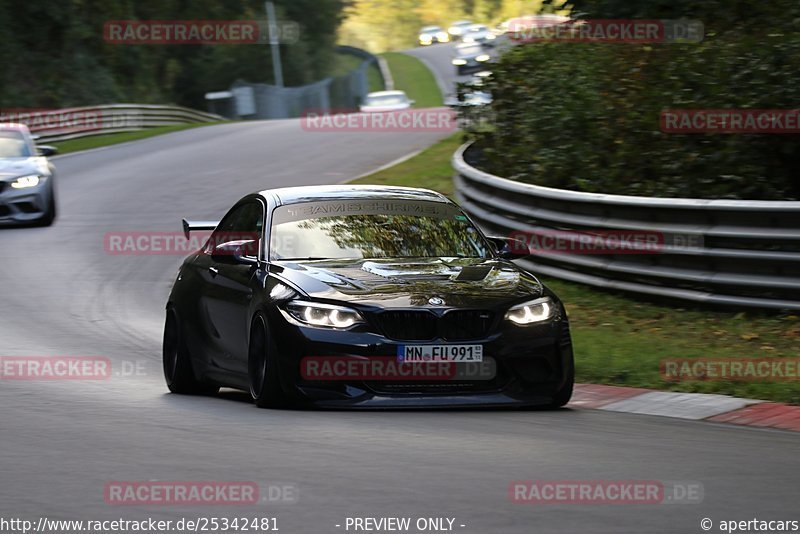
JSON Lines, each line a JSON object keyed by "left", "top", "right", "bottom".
{"left": 162, "top": 308, "right": 219, "bottom": 395}
{"left": 35, "top": 184, "right": 56, "bottom": 227}
{"left": 248, "top": 312, "right": 287, "bottom": 409}
{"left": 547, "top": 355, "right": 574, "bottom": 409}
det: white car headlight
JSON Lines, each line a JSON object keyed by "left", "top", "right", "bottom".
{"left": 452, "top": 58, "right": 467, "bottom": 65}
{"left": 505, "top": 297, "right": 555, "bottom": 325}
{"left": 437, "top": 32, "right": 449, "bottom": 41}
{"left": 10, "top": 174, "right": 41, "bottom": 189}
{"left": 284, "top": 301, "right": 364, "bottom": 329}
{"left": 462, "top": 36, "right": 474, "bottom": 43}
{"left": 476, "top": 54, "right": 490, "bottom": 62}
{"left": 487, "top": 34, "right": 496, "bottom": 40}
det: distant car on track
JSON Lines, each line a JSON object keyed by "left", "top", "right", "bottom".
{"left": 359, "top": 90, "right": 414, "bottom": 113}
{"left": 163, "top": 185, "right": 574, "bottom": 409}
{"left": 452, "top": 43, "right": 491, "bottom": 75}
{"left": 0, "top": 124, "right": 58, "bottom": 227}
{"left": 461, "top": 24, "right": 496, "bottom": 46}
{"left": 447, "top": 20, "right": 473, "bottom": 39}
{"left": 418, "top": 25, "right": 450, "bottom": 46}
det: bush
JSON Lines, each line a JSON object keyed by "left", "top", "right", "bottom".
{"left": 470, "top": 9, "right": 800, "bottom": 200}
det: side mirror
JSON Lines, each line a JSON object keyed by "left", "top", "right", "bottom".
{"left": 408, "top": 99, "right": 416, "bottom": 106}
{"left": 486, "top": 236, "right": 528, "bottom": 260}
{"left": 38, "top": 145, "right": 58, "bottom": 157}
{"left": 212, "top": 240, "right": 259, "bottom": 265}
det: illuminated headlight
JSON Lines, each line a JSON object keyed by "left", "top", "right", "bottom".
{"left": 10, "top": 174, "right": 41, "bottom": 189}
{"left": 505, "top": 297, "right": 555, "bottom": 325}
{"left": 437, "top": 32, "right": 449, "bottom": 41}
{"left": 419, "top": 35, "right": 431, "bottom": 42}
{"left": 476, "top": 54, "right": 490, "bottom": 62}
{"left": 452, "top": 58, "right": 467, "bottom": 65}
{"left": 284, "top": 301, "right": 364, "bottom": 329}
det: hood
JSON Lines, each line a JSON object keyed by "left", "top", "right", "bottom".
{"left": 271, "top": 257, "right": 543, "bottom": 308}
{"left": 0, "top": 157, "right": 49, "bottom": 180}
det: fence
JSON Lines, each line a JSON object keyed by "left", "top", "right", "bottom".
{"left": 453, "top": 142, "right": 800, "bottom": 310}
{"left": 214, "top": 45, "right": 384, "bottom": 120}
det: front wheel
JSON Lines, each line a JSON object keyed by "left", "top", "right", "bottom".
{"left": 248, "top": 313, "right": 288, "bottom": 408}
{"left": 547, "top": 355, "right": 574, "bottom": 409}
{"left": 163, "top": 308, "right": 218, "bottom": 395}
{"left": 35, "top": 184, "right": 56, "bottom": 227}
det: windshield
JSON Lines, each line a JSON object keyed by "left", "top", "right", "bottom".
{"left": 0, "top": 130, "right": 30, "bottom": 158}
{"left": 421, "top": 26, "right": 441, "bottom": 33}
{"left": 270, "top": 200, "right": 489, "bottom": 260}
{"left": 364, "top": 94, "right": 408, "bottom": 106}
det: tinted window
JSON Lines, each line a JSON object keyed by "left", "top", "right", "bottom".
{"left": 207, "top": 201, "right": 264, "bottom": 256}
{"left": 270, "top": 200, "right": 489, "bottom": 260}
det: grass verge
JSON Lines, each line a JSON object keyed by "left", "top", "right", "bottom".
{"left": 379, "top": 52, "right": 443, "bottom": 107}
{"left": 52, "top": 123, "right": 221, "bottom": 155}
{"left": 352, "top": 134, "right": 800, "bottom": 404}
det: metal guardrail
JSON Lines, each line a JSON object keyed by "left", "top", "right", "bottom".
{"left": 453, "top": 142, "right": 800, "bottom": 310}
{"left": 5, "top": 104, "right": 224, "bottom": 143}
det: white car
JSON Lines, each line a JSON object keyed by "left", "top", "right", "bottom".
{"left": 418, "top": 26, "right": 449, "bottom": 46}
{"left": 359, "top": 91, "right": 414, "bottom": 113}
{"left": 461, "top": 24, "right": 496, "bottom": 46}
{"left": 447, "top": 20, "right": 473, "bottom": 39}
{"left": 0, "top": 124, "right": 58, "bottom": 226}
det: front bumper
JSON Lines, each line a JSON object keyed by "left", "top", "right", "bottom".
{"left": 0, "top": 178, "right": 52, "bottom": 225}
{"left": 267, "top": 308, "right": 573, "bottom": 408}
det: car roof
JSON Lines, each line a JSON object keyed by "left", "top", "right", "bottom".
{"left": 259, "top": 185, "right": 451, "bottom": 206}
{"left": 421, "top": 26, "right": 442, "bottom": 31}
{"left": 0, "top": 123, "right": 31, "bottom": 133}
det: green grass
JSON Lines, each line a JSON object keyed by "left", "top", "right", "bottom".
{"left": 351, "top": 133, "right": 800, "bottom": 405}
{"left": 349, "top": 134, "right": 462, "bottom": 197}
{"left": 379, "top": 52, "right": 443, "bottom": 107}
{"left": 52, "top": 123, "right": 221, "bottom": 155}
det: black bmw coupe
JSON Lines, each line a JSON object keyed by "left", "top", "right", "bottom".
{"left": 163, "top": 185, "right": 574, "bottom": 409}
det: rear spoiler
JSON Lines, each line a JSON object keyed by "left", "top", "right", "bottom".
{"left": 182, "top": 218, "right": 219, "bottom": 239}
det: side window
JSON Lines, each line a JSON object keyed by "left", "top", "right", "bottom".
{"left": 206, "top": 201, "right": 264, "bottom": 257}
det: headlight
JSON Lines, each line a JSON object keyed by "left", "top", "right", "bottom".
{"left": 452, "top": 58, "right": 467, "bottom": 65}
{"left": 10, "top": 174, "right": 41, "bottom": 189}
{"left": 476, "top": 54, "right": 490, "bottom": 62}
{"left": 505, "top": 297, "right": 555, "bottom": 325}
{"left": 462, "top": 36, "right": 474, "bottom": 43}
{"left": 284, "top": 301, "right": 364, "bottom": 329}
{"left": 419, "top": 35, "right": 431, "bottom": 41}
{"left": 487, "top": 34, "right": 496, "bottom": 40}
{"left": 437, "top": 32, "right": 449, "bottom": 41}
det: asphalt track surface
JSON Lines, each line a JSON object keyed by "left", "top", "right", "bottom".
{"left": 1, "top": 60, "right": 799, "bottom": 534}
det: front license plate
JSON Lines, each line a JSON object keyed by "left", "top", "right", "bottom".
{"left": 398, "top": 344, "right": 483, "bottom": 362}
